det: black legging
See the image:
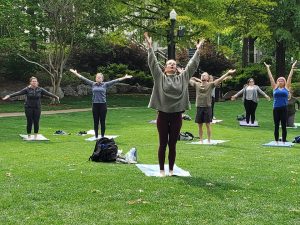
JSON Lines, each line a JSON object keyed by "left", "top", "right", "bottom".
{"left": 244, "top": 99, "right": 258, "bottom": 124}
{"left": 25, "top": 107, "right": 41, "bottom": 134}
{"left": 273, "top": 106, "right": 287, "bottom": 142}
{"left": 156, "top": 111, "right": 182, "bottom": 171}
{"left": 92, "top": 103, "right": 107, "bottom": 138}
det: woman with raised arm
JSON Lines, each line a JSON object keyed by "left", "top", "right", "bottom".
{"left": 231, "top": 78, "right": 270, "bottom": 124}
{"left": 264, "top": 60, "right": 297, "bottom": 143}
{"left": 144, "top": 32, "right": 203, "bottom": 177}
{"left": 69, "top": 69, "right": 132, "bottom": 139}
{"left": 2, "top": 77, "right": 59, "bottom": 139}
{"left": 190, "top": 70, "right": 236, "bottom": 144}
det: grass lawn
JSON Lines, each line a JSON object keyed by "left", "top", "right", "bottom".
{"left": 0, "top": 96, "right": 300, "bottom": 225}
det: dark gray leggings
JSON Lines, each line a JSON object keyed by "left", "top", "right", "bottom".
{"left": 273, "top": 106, "right": 287, "bottom": 142}
{"left": 92, "top": 103, "right": 107, "bottom": 138}
{"left": 25, "top": 107, "right": 41, "bottom": 134}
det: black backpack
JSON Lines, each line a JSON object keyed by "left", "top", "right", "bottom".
{"left": 292, "top": 136, "right": 300, "bottom": 143}
{"left": 89, "top": 137, "right": 118, "bottom": 162}
{"left": 236, "top": 114, "right": 246, "bottom": 121}
{"left": 178, "top": 132, "right": 194, "bottom": 141}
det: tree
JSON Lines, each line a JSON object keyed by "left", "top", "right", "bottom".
{"left": 17, "top": 0, "right": 122, "bottom": 100}
{"left": 268, "top": 0, "right": 300, "bottom": 76}
{"left": 224, "top": 0, "right": 274, "bottom": 67}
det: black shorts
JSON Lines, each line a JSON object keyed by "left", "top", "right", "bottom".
{"left": 195, "top": 107, "right": 212, "bottom": 124}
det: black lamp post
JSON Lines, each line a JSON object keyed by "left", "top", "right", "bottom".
{"left": 168, "top": 9, "right": 177, "bottom": 60}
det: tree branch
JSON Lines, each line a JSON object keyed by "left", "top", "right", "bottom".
{"left": 17, "top": 54, "right": 54, "bottom": 79}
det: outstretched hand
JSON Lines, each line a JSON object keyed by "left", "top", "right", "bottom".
{"left": 2, "top": 95, "right": 10, "bottom": 100}
{"left": 124, "top": 74, "right": 133, "bottom": 79}
{"left": 144, "top": 32, "right": 152, "bottom": 49}
{"left": 196, "top": 39, "right": 205, "bottom": 51}
{"left": 264, "top": 62, "right": 271, "bottom": 68}
{"left": 69, "top": 69, "right": 78, "bottom": 74}
{"left": 292, "top": 60, "right": 298, "bottom": 69}
{"left": 227, "top": 69, "right": 236, "bottom": 74}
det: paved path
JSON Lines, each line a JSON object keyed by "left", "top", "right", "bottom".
{"left": 0, "top": 107, "right": 140, "bottom": 118}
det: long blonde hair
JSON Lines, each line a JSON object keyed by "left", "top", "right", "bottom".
{"left": 275, "top": 76, "right": 287, "bottom": 90}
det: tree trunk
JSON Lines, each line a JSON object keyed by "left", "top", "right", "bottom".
{"left": 242, "top": 37, "right": 248, "bottom": 67}
{"left": 248, "top": 37, "right": 257, "bottom": 64}
{"left": 276, "top": 40, "right": 286, "bottom": 77}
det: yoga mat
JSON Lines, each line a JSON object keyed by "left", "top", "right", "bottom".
{"left": 211, "top": 119, "right": 223, "bottom": 124}
{"left": 262, "top": 141, "right": 294, "bottom": 147}
{"left": 136, "top": 164, "right": 191, "bottom": 177}
{"left": 85, "top": 135, "right": 119, "bottom": 141}
{"left": 19, "top": 134, "right": 49, "bottom": 141}
{"left": 239, "top": 121, "right": 259, "bottom": 127}
{"left": 287, "top": 125, "right": 298, "bottom": 129}
{"left": 187, "top": 139, "right": 228, "bottom": 145}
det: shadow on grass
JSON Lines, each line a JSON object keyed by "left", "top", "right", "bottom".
{"left": 177, "top": 176, "right": 244, "bottom": 199}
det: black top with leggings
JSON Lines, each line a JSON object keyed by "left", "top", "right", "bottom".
{"left": 9, "top": 86, "right": 57, "bottom": 134}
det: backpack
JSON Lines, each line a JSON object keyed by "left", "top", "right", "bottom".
{"left": 292, "top": 136, "right": 300, "bottom": 143}
{"left": 236, "top": 114, "right": 246, "bottom": 121}
{"left": 89, "top": 137, "right": 118, "bottom": 162}
{"left": 178, "top": 132, "right": 194, "bottom": 141}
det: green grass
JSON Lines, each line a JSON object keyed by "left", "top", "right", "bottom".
{"left": 1, "top": 97, "right": 300, "bottom": 225}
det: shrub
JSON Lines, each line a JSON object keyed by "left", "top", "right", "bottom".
{"left": 98, "top": 63, "right": 153, "bottom": 87}
{"left": 223, "top": 64, "right": 269, "bottom": 92}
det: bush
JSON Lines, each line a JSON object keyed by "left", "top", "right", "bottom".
{"left": 223, "top": 64, "right": 269, "bottom": 92}
{"left": 98, "top": 63, "right": 153, "bottom": 87}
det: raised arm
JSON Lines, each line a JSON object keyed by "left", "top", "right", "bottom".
{"left": 264, "top": 62, "right": 276, "bottom": 89}
{"left": 231, "top": 88, "right": 244, "bottom": 100}
{"left": 41, "top": 88, "right": 59, "bottom": 102}
{"left": 104, "top": 74, "right": 133, "bottom": 88}
{"left": 2, "top": 87, "right": 28, "bottom": 100}
{"left": 144, "top": 32, "right": 162, "bottom": 79}
{"left": 257, "top": 86, "right": 271, "bottom": 101}
{"left": 69, "top": 69, "right": 94, "bottom": 86}
{"left": 214, "top": 69, "right": 236, "bottom": 86}
{"left": 286, "top": 60, "right": 297, "bottom": 89}
{"left": 189, "top": 77, "right": 202, "bottom": 87}
{"left": 181, "top": 39, "right": 204, "bottom": 79}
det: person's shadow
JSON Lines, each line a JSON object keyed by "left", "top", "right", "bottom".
{"left": 177, "top": 176, "right": 244, "bottom": 199}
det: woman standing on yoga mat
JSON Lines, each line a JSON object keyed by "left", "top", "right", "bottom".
{"left": 190, "top": 70, "right": 236, "bottom": 144}
{"left": 264, "top": 60, "right": 297, "bottom": 143}
{"left": 2, "top": 77, "right": 59, "bottom": 139}
{"left": 231, "top": 78, "right": 270, "bottom": 124}
{"left": 144, "top": 32, "right": 203, "bottom": 177}
{"left": 69, "top": 69, "right": 132, "bottom": 139}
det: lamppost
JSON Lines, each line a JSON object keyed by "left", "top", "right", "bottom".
{"left": 168, "top": 9, "right": 177, "bottom": 60}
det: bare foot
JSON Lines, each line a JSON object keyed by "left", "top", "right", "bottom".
{"left": 159, "top": 170, "right": 166, "bottom": 177}
{"left": 34, "top": 134, "right": 38, "bottom": 140}
{"left": 199, "top": 140, "right": 203, "bottom": 144}
{"left": 169, "top": 170, "right": 174, "bottom": 176}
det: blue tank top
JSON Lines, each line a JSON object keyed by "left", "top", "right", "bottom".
{"left": 273, "top": 87, "right": 289, "bottom": 108}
